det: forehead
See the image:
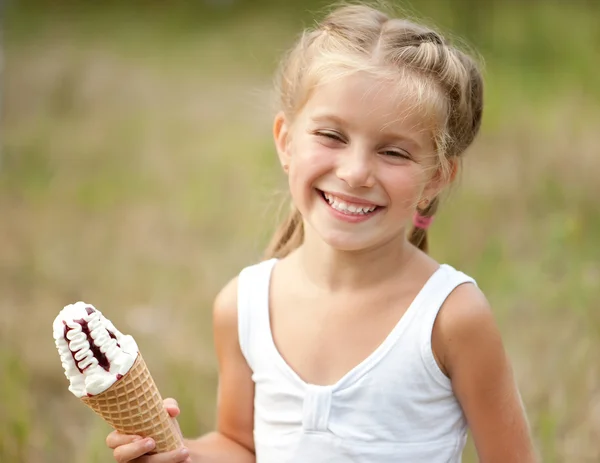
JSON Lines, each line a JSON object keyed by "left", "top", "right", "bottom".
{"left": 301, "top": 71, "right": 439, "bottom": 139}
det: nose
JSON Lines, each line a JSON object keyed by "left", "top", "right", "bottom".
{"left": 335, "top": 146, "right": 375, "bottom": 188}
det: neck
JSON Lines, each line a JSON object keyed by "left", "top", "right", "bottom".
{"left": 293, "top": 227, "right": 418, "bottom": 292}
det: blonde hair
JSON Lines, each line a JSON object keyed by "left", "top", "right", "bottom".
{"left": 265, "top": 2, "right": 484, "bottom": 258}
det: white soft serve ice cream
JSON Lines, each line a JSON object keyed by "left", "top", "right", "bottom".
{"left": 53, "top": 301, "right": 139, "bottom": 398}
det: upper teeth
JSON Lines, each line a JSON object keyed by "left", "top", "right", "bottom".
{"left": 323, "top": 192, "right": 377, "bottom": 215}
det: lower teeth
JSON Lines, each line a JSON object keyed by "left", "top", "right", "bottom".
{"left": 335, "top": 208, "right": 367, "bottom": 215}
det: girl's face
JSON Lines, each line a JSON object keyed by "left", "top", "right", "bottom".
{"left": 274, "top": 71, "right": 443, "bottom": 253}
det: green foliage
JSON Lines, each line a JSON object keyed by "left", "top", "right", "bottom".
{"left": 0, "top": 346, "right": 32, "bottom": 462}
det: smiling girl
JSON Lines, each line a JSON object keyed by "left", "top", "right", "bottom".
{"left": 107, "top": 3, "right": 538, "bottom": 462}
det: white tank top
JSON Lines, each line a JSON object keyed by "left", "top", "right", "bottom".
{"left": 237, "top": 258, "right": 477, "bottom": 463}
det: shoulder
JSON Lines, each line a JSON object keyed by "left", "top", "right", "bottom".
{"left": 211, "top": 272, "right": 252, "bottom": 368}
{"left": 438, "top": 276, "right": 493, "bottom": 337}
{"left": 213, "top": 275, "right": 239, "bottom": 326}
{"left": 212, "top": 258, "right": 273, "bottom": 332}
{"left": 213, "top": 276, "right": 239, "bottom": 320}
{"left": 211, "top": 276, "right": 242, "bottom": 357}
{"left": 432, "top": 276, "right": 502, "bottom": 379}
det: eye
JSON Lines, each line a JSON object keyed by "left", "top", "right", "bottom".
{"left": 381, "top": 149, "right": 412, "bottom": 160}
{"left": 315, "top": 130, "right": 346, "bottom": 143}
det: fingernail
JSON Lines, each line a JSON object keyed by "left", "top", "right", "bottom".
{"left": 145, "top": 438, "right": 155, "bottom": 449}
{"left": 180, "top": 448, "right": 189, "bottom": 457}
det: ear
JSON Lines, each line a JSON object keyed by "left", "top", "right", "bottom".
{"left": 422, "top": 158, "right": 459, "bottom": 200}
{"left": 273, "top": 111, "right": 291, "bottom": 174}
{"left": 447, "top": 159, "right": 459, "bottom": 183}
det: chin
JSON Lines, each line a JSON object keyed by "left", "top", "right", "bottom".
{"left": 314, "top": 229, "right": 381, "bottom": 253}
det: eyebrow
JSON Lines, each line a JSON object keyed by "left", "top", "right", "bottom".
{"left": 310, "top": 113, "right": 425, "bottom": 151}
{"left": 310, "top": 114, "right": 347, "bottom": 126}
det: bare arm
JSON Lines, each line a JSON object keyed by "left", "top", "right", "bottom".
{"left": 433, "top": 283, "right": 539, "bottom": 463}
{"left": 185, "top": 433, "right": 253, "bottom": 463}
{"left": 186, "top": 276, "right": 256, "bottom": 463}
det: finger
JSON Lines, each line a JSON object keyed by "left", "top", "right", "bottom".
{"left": 113, "top": 438, "right": 156, "bottom": 463}
{"left": 141, "top": 447, "right": 191, "bottom": 463}
{"left": 106, "top": 431, "right": 143, "bottom": 450}
{"left": 159, "top": 447, "right": 191, "bottom": 463}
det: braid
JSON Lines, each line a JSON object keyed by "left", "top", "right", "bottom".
{"left": 408, "top": 196, "right": 440, "bottom": 253}
{"left": 264, "top": 204, "right": 304, "bottom": 259}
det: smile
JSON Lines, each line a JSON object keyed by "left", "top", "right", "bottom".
{"left": 318, "top": 190, "right": 381, "bottom": 216}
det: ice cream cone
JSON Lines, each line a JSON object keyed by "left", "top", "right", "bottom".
{"left": 81, "top": 352, "right": 183, "bottom": 453}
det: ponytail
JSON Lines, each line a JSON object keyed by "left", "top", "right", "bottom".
{"left": 407, "top": 196, "right": 439, "bottom": 254}
{"left": 264, "top": 203, "right": 304, "bottom": 259}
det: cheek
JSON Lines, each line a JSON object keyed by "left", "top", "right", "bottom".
{"left": 381, "top": 167, "right": 427, "bottom": 206}
{"left": 290, "top": 138, "right": 334, "bottom": 175}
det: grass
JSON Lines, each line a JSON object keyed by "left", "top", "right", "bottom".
{"left": 1, "top": 2, "right": 599, "bottom": 462}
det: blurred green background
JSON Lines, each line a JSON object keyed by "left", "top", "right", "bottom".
{"left": 1, "top": 0, "right": 599, "bottom": 462}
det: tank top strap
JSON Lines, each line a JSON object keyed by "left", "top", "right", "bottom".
{"left": 413, "top": 264, "right": 478, "bottom": 388}
{"left": 237, "top": 258, "right": 278, "bottom": 371}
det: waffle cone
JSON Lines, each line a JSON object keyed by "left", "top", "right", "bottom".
{"left": 81, "top": 353, "right": 183, "bottom": 453}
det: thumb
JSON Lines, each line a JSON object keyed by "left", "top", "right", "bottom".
{"left": 163, "top": 397, "right": 180, "bottom": 418}
{"left": 163, "top": 398, "right": 184, "bottom": 438}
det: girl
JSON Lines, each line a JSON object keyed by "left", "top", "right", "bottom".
{"left": 107, "top": 3, "right": 537, "bottom": 462}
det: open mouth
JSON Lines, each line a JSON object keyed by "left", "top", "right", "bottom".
{"left": 317, "top": 189, "right": 382, "bottom": 216}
